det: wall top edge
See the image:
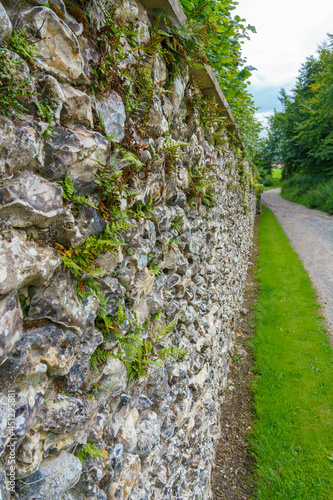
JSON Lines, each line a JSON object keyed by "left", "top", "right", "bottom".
{"left": 140, "top": 0, "right": 245, "bottom": 149}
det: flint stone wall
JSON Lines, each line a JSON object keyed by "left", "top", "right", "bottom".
{"left": 0, "top": 0, "right": 256, "bottom": 498}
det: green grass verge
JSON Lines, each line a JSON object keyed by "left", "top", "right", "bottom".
{"left": 252, "top": 206, "right": 333, "bottom": 499}
{"left": 281, "top": 174, "right": 333, "bottom": 214}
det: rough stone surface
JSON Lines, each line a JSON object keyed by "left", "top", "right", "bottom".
{"left": 61, "top": 85, "right": 94, "bottom": 128}
{"left": 0, "top": 117, "right": 45, "bottom": 178}
{"left": 0, "top": 2, "right": 11, "bottom": 41}
{"left": 93, "top": 92, "right": 126, "bottom": 142}
{"left": 0, "top": 229, "right": 61, "bottom": 295}
{"left": 21, "top": 7, "right": 84, "bottom": 82}
{"left": 44, "top": 125, "right": 109, "bottom": 183}
{"left": 0, "top": 173, "right": 63, "bottom": 228}
{"left": 16, "top": 451, "right": 82, "bottom": 499}
{"left": 109, "top": 453, "right": 141, "bottom": 500}
{"left": 0, "top": 1, "right": 256, "bottom": 498}
{"left": 0, "top": 292, "right": 23, "bottom": 361}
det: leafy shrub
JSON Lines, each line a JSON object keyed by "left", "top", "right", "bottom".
{"left": 263, "top": 176, "right": 275, "bottom": 187}
{"left": 282, "top": 174, "right": 333, "bottom": 214}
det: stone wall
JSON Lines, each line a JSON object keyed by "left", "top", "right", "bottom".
{"left": 0, "top": 0, "right": 256, "bottom": 498}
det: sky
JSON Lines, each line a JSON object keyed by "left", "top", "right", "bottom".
{"left": 235, "top": 0, "right": 333, "bottom": 126}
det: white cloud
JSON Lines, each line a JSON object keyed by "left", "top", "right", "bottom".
{"left": 235, "top": 0, "right": 333, "bottom": 112}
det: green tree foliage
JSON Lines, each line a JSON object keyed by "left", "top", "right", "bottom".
{"left": 260, "top": 35, "right": 333, "bottom": 179}
{"left": 179, "top": 0, "right": 261, "bottom": 154}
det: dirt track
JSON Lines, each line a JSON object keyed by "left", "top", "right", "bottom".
{"left": 262, "top": 188, "right": 333, "bottom": 339}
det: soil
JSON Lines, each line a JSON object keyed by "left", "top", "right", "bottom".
{"left": 211, "top": 214, "right": 261, "bottom": 500}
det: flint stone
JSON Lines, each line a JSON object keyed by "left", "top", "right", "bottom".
{"left": 0, "top": 2, "right": 11, "bottom": 40}
{"left": 118, "top": 408, "right": 139, "bottom": 452}
{"left": 65, "top": 328, "right": 103, "bottom": 391}
{"left": 61, "top": 85, "right": 94, "bottom": 128}
{"left": 0, "top": 292, "right": 23, "bottom": 360}
{"left": 95, "top": 248, "right": 123, "bottom": 276}
{"left": 145, "top": 99, "right": 168, "bottom": 138}
{"left": 0, "top": 173, "right": 63, "bottom": 228}
{"left": 152, "top": 205, "right": 172, "bottom": 234}
{"left": 39, "top": 75, "right": 65, "bottom": 123}
{"left": 16, "top": 451, "right": 82, "bottom": 499}
{"left": 134, "top": 410, "right": 160, "bottom": 458}
{"left": 29, "top": 270, "right": 99, "bottom": 332}
{"left": 0, "top": 230, "right": 61, "bottom": 296}
{"left": 134, "top": 3, "right": 151, "bottom": 45}
{"left": 99, "top": 358, "right": 127, "bottom": 397}
{"left": 147, "top": 364, "right": 170, "bottom": 405}
{"left": 0, "top": 466, "right": 9, "bottom": 500}
{"left": 63, "top": 486, "right": 107, "bottom": 500}
{"left": 109, "top": 452, "right": 141, "bottom": 500}
{"left": 0, "top": 117, "right": 44, "bottom": 177}
{"left": 44, "top": 125, "right": 109, "bottom": 183}
{"left": 51, "top": 204, "right": 106, "bottom": 248}
{"left": 93, "top": 91, "right": 126, "bottom": 142}
{"left": 169, "top": 74, "right": 189, "bottom": 113}
{"left": 0, "top": 386, "right": 45, "bottom": 457}
{"left": 96, "top": 276, "right": 126, "bottom": 316}
{"left": 114, "top": 0, "right": 139, "bottom": 22}
{"left": 36, "top": 394, "right": 93, "bottom": 435}
{"left": 129, "top": 268, "right": 155, "bottom": 306}
{"left": 16, "top": 431, "right": 44, "bottom": 477}
{"left": 21, "top": 7, "right": 84, "bottom": 82}
{"left": 145, "top": 276, "right": 164, "bottom": 314}
{"left": 0, "top": 324, "right": 82, "bottom": 380}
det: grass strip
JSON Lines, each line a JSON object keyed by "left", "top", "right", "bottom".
{"left": 251, "top": 205, "right": 333, "bottom": 499}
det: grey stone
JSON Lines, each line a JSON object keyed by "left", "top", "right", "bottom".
{"left": 113, "top": 0, "right": 139, "bottom": 22}
{"left": 135, "top": 410, "right": 160, "bottom": 458}
{"left": 61, "top": 85, "right": 94, "bottom": 128}
{"left": 92, "top": 91, "right": 126, "bottom": 142}
{"left": 152, "top": 205, "right": 172, "bottom": 234}
{"left": 39, "top": 75, "right": 65, "bottom": 123}
{"left": 29, "top": 270, "right": 99, "bottom": 333}
{"left": 44, "top": 125, "right": 109, "bottom": 183}
{"left": 0, "top": 229, "right": 61, "bottom": 296}
{"left": 109, "top": 452, "right": 141, "bottom": 500}
{"left": 169, "top": 74, "right": 189, "bottom": 113}
{"left": 145, "top": 98, "right": 169, "bottom": 138}
{"left": 0, "top": 292, "right": 23, "bottom": 361}
{"left": 0, "top": 116, "right": 45, "bottom": 178}
{"left": 0, "top": 2, "right": 11, "bottom": 40}
{"left": 16, "top": 451, "right": 82, "bottom": 499}
{"left": 152, "top": 54, "right": 167, "bottom": 84}
{"left": 0, "top": 386, "right": 45, "bottom": 458}
{"left": 0, "top": 173, "right": 63, "bottom": 228}
{"left": 51, "top": 203, "right": 106, "bottom": 248}
{"left": 0, "top": 465, "right": 9, "bottom": 500}
{"left": 0, "top": 324, "right": 83, "bottom": 381}
{"left": 21, "top": 7, "right": 84, "bottom": 82}
{"left": 99, "top": 358, "right": 127, "bottom": 397}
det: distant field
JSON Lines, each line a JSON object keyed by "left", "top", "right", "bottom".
{"left": 263, "top": 168, "right": 282, "bottom": 191}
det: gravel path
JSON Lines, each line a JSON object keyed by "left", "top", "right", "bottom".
{"left": 262, "top": 188, "right": 333, "bottom": 339}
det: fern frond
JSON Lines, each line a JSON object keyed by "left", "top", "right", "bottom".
{"left": 90, "top": 348, "right": 113, "bottom": 372}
